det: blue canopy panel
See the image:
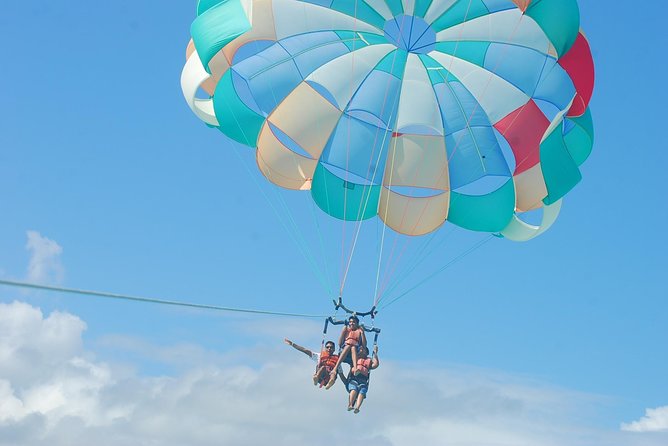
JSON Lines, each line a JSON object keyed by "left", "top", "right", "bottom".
{"left": 445, "top": 127, "right": 511, "bottom": 192}
{"left": 481, "top": 0, "right": 521, "bottom": 13}
{"left": 281, "top": 31, "right": 363, "bottom": 76}
{"left": 231, "top": 44, "right": 302, "bottom": 116}
{"left": 534, "top": 99, "right": 562, "bottom": 126}
{"left": 533, "top": 57, "right": 577, "bottom": 113}
{"left": 433, "top": 81, "right": 491, "bottom": 135}
{"left": 564, "top": 116, "right": 576, "bottom": 134}
{"left": 347, "top": 70, "right": 402, "bottom": 130}
{"left": 430, "top": 0, "right": 491, "bottom": 32}
{"left": 298, "top": 0, "right": 387, "bottom": 30}
{"left": 435, "top": 41, "right": 560, "bottom": 102}
{"left": 231, "top": 40, "right": 274, "bottom": 65}
{"left": 384, "top": 14, "right": 437, "bottom": 54}
{"left": 484, "top": 43, "right": 551, "bottom": 96}
{"left": 319, "top": 115, "right": 393, "bottom": 186}
{"left": 229, "top": 31, "right": 371, "bottom": 117}
{"left": 493, "top": 127, "right": 516, "bottom": 173}
{"left": 310, "top": 49, "right": 408, "bottom": 221}
{"left": 317, "top": 48, "right": 405, "bottom": 183}
{"left": 422, "top": 55, "right": 512, "bottom": 195}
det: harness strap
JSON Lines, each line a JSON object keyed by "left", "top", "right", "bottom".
{"left": 316, "top": 317, "right": 330, "bottom": 373}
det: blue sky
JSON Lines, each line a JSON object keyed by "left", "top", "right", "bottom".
{"left": 1, "top": 1, "right": 666, "bottom": 445}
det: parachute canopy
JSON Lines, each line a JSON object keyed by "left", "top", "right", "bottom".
{"left": 182, "top": 0, "right": 594, "bottom": 241}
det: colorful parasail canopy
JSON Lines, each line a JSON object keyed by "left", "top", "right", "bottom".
{"left": 181, "top": 0, "right": 595, "bottom": 241}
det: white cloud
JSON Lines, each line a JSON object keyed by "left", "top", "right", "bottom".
{"left": 25, "top": 231, "right": 64, "bottom": 284}
{"left": 0, "top": 300, "right": 665, "bottom": 446}
{"left": 94, "top": 334, "right": 227, "bottom": 369}
{"left": 0, "top": 302, "right": 119, "bottom": 430}
{"left": 621, "top": 406, "right": 668, "bottom": 432}
{"left": 0, "top": 301, "right": 85, "bottom": 386}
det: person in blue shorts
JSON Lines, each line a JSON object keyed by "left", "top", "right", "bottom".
{"left": 337, "top": 344, "right": 379, "bottom": 413}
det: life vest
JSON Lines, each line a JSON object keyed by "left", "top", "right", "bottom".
{"left": 345, "top": 328, "right": 362, "bottom": 346}
{"left": 356, "top": 357, "right": 372, "bottom": 376}
{"left": 319, "top": 351, "right": 339, "bottom": 370}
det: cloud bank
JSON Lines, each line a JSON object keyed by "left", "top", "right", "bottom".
{"left": 622, "top": 406, "right": 668, "bottom": 432}
{"left": 25, "top": 231, "right": 64, "bottom": 284}
{"left": 0, "top": 300, "right": 666, "bottom": 446}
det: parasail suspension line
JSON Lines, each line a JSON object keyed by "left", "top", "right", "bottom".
{"left": 378, "top": 235, "right": 494, "bottom": 310}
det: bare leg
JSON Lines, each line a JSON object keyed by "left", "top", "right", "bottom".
{"left": 326, "top": 347, "right": 349, "bottom": 390}
{"left": 351, "top": 346, "right": 359, "bottom": 374}
{"left": 313, "top": 366, "right": 324, "bottom": 385}
{"left": 325, "top": 346, "right": 351, "bottom": 390}
{"left": 324, "top": 367, "right": 336, "bottom": 388}
{"left": 348, "top": 390, "right": 358, "bottom": 411}
{"left": 330, "top": 346, "right": 350, "bottom": 376}
{"left": 354, "top": 393, "right": 366, "bottom": 413}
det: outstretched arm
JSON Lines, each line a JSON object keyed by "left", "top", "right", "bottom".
{"left": 370, "top": 345, "right": 380, "bottom": 369}
{"left": 284, "top": 338, "right": 314, "bottom": 358}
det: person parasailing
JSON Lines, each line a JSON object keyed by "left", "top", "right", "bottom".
{"left": 338, "top": 344, "right": 380, "bottom": 413}
{"left": 284, "top": 338, "right": 343, "bottom": 388}
{"left": 325, "top": 315, "right": 366, "bottom": 388}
